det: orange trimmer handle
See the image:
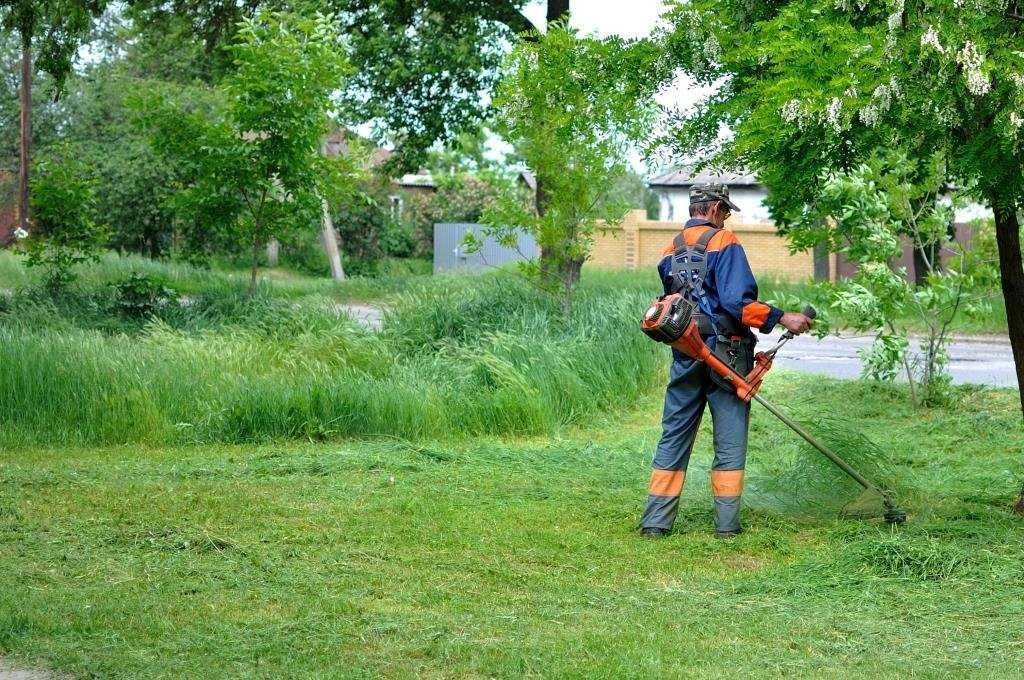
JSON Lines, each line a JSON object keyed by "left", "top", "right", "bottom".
{"left": 669, "top": 322, "right": 756, "bottom": 398}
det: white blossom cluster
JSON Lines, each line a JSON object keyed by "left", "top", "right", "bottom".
{"left": 859, "top": 105, "right": 880, "bottom": 126}
{"left": 826, "top": 97, "right": 844, "bottom": 132}
{"left": 886, "top": 0, "right": 905, "bottom": 31}
{"left": 857, "top": 76, "right": 900, "bottom": 128}
{"left": 781, "top": 98, "right": 805, "bottom": 126}
{"left": 920, "top": 26, "right": 945, "bottom": 54}
{"left": 957, "top": 41, "right": 991, "bottom": 95}
{"left": 953, "top": 0, "right": 1006, "bottom": 10}
{"left": 702, "top": 33, "right": 723, "bottom": 65}
{"left": 1010, "top": 112, "right": 1024, "bottom": 130}
{"left": 832, "top": 0, "right": 871, "bottom": 10}
{"left": 681, "top": 25, "right": 722, "bottom": 72}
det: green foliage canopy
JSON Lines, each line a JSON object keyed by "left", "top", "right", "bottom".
{"left": 0, "top": 0, "right": 105, "bottom": 82}
{"left": 661, "top": 0, "right": 1024, "bottom": 220}
{"left": 26, "top": 145, "right": 109, "bottom": 290}
{"left": 136, "top": 11, "right": 359, "bottom": 290}
{"left": 660, "top": 0, "right": 1024, "bottom": 415}
{"left": 126, "top": 0, "right": 541, "bottom": 169}
{"left": 480, "top": 22, "right": 661, "bottom": 308}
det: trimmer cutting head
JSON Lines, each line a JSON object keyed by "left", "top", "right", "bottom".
{"left": 840, "top": 487, "right": 907, "bottom": 524}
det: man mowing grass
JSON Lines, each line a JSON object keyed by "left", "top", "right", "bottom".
{"left": 640, "top": 183, "right": 814, "bottom": 539}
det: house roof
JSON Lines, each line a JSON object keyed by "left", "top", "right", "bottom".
{"left": 397, "top": 173, "right": 435, "bottom": 188}
{"left": 396, "top": 169, "right": 538, "bottom": 190}
{"left": 519, "top": 170, "right": 537, "bottom": 192}
{"left": 323, "top": 129, "right": 393, "bottom": 167}
{"left": 648, "top": 168, "right": 760, "bottom": 188}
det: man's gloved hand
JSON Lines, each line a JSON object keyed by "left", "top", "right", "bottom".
{"left": 779, "top": 312, "right": 813, "bottom": 335}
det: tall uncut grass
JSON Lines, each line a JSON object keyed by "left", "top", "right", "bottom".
{"left": 0, "top": 256, "right": 665, "bottom": 446}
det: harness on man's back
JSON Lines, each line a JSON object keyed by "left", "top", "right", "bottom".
{"left": 668, "top": 226, "right": 739, "bottom": 337}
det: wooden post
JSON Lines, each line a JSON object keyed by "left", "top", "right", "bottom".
{"left": 321, "top": 197, "right": 344, "bottom": 281}
{"left": 319, "top": 137, "right": 345, "bottom": 281}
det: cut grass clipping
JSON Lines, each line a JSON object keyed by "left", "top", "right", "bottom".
{"left": 748, "top": 413, "right": 912, "bottom": 520}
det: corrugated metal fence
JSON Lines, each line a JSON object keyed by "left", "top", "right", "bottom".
{"left": 433, "top": 223, "right": 539, "bottom": 274}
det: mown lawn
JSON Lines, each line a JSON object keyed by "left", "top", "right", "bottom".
{"left": 2, "top": 375, "right": 1022, "bottom": 678}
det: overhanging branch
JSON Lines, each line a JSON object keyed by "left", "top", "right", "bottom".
{"left": 483, "top": 2, "right": 542, "bottom": 37}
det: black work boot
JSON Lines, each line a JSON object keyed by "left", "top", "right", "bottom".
{"left": 714, "top": 527, "right": 743, "bottom": 539}
{"left": 640, "top": 527, "right": 669, "bottom": 539}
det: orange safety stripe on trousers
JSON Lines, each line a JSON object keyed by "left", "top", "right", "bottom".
{"left": 710, "top": 469, "right": 744, "bottom": 497}
{"left": 648, "top": 469, "right": 685, "bottom": 497}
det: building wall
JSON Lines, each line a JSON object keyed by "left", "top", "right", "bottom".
{"left": 649, "top": 184, "right": 993, "bottom": 283}
{"left": 655, "top": 184, "right": 992, "bottom": 225}
{"left": 588, "top": 210, "right": 821, "bottom": 282}
{"left": 654, "top": 186, "right": 771, "bottom": 222}
{"left": 433, "top": 222, "right": 539, "bottom": 273}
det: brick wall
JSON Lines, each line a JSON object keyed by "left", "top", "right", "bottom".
{"left": 588, "top": 210, "right": 829, "bottom": 282}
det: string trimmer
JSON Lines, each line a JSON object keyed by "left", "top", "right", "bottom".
{"left": 641, "top": 293, "right": 907, "bottom": 524}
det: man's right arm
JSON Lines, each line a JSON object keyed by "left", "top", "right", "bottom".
{"left": 779, "top": 312, "right": 813, "bottom": 335}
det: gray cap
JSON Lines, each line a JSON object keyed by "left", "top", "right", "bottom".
{"left": 689, "top": 182, "right": 740, "bottom": 212}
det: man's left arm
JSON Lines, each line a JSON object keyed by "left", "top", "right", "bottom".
{"left": 713, "top": 238, "right": 784, "bottom": 334}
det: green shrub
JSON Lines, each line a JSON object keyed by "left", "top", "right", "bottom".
{"left": 115, "top": 272, "right": 179, "bottom": 319}
{"left": 26, "top": 147, "right": 110, "bottom": 292}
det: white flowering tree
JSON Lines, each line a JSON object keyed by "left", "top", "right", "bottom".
{"left": 660, "top": 0, "right": 1024, "bottom": 423}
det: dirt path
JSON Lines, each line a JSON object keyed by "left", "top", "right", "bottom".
{"left": 328, "top": 303, "right": 384, "bottom": 331}
{"left": 0, "top": 658, "right": 65, "bottom": 680}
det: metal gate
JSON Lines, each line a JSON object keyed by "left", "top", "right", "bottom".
{"left": 433, "top": 223, "right": 539, "bottom": 273}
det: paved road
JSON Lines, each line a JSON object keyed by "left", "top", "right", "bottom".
{"left": 760, "top": 328, "right": 1017, "bottom": 388}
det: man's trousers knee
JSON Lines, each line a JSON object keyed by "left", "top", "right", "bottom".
{"left": 640, "top": 358, "right": 750, "bottom": 533}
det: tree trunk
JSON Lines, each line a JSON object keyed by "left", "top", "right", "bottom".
{"left": 547, "top": 0, "right": 569, "bottom": 22}
{"left": 250, "top": 238, "right": 260, "bottom": 295}
{"left": 991, "top": 201, "right": 1024, "bottom": 514}
{"left": 535, "top": 175, "right": 558, "bottom": 287}
{"left": 319, "top": 138, "right": 345, "bottom": 281}
{"left": 813, "top": 242, "right": 830, "bottom": 282}
{"left": 536, "top": 1, "right": 572, "bottom": 309}
{"left": 912, "top": 239, "right": 941, "bottom": 286}
{"left": 17, "top": 34, "right": 32, "bottom": 237}
{"left": 991, "top": 202, "right": 1024, "bottom": 418}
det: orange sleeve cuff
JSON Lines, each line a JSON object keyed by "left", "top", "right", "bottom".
{"left": 741, "top": 301, "right": 771, "bottom": 328}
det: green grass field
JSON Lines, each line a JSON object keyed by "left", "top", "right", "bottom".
{"left": 0, "top": 251, "right": 1021, "bottom": 677}
{"left": 1, "top": 378, "right": 1022, "bottom": 678}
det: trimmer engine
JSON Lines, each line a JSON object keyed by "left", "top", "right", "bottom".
{"left": 641, "top": 294, "right": 695, "bottom": 343}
